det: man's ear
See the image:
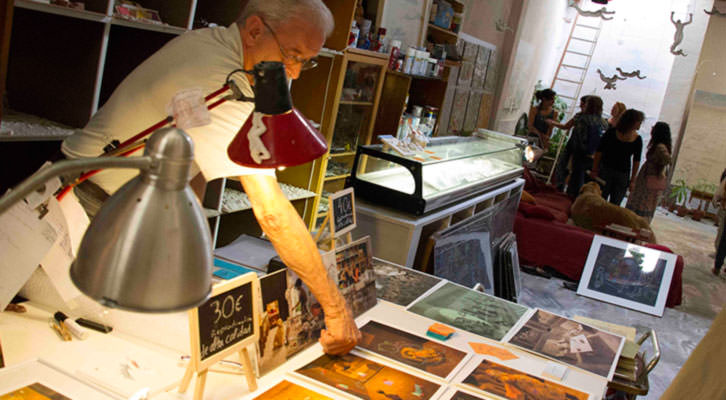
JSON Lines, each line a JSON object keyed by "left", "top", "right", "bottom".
{"left": 241, "top": 15, "right": 265, "bottom": 44}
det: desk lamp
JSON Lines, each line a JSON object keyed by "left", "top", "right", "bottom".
{"left": 227, "top": 61, "right": 328, "bottom": 168}
{"left": 0, "top": 128, "right": 212, "bottom": 312}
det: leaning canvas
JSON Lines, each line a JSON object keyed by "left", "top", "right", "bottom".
{"left": 407, "top": 282, "right": 529, "bottom": 341}
{"left": 577, "top": 235, "right": 677, "bottom": 317}
{"left": 504, "top": 309, "right": 624, "bottom": 380}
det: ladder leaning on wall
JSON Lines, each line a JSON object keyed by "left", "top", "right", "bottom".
{"left": 545, "top": 13, "right": 604, "bottom": 184}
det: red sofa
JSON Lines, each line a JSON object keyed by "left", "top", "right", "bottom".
{"left": 515, "top": 169, "right": 683, "bottom": 307}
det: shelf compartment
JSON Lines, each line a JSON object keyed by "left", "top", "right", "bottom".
{"left": 127, "top": 0, "right": 194, "bottom": 29}
{"left": 99, "top": 24, "right": 177, "bottom": 107}
{"left": 427, "top": 23, "right": 459, "bottom": 45}
{"left": 7, "top": 8, "right": 105, "bottom": 127}
{"left": 15, "top": 0, "right": 109, "bottom": 18}
{"left": 219, "top": 183, "right": 316, "bottom": 215}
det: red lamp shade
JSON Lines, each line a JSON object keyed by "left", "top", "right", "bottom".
{"left": 227, "top": 109, "right": 328, "bottom": 168}
{"left": 227, "top": 61, "right": 328, "bottom": 168}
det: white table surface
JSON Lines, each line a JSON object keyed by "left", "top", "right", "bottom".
{"left": 1, "top": 300, "right": 608, "bottom": 400}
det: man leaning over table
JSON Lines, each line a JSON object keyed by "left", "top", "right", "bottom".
{"left": 61, "top": 0, "right": 361, "bottom": 355}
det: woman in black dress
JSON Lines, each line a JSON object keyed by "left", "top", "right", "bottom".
{"left": 590, "top": 109, "right": 645, "bottom": 205}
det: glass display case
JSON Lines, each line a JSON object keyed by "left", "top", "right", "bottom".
{"left": 347, "top": 129, "right": 526, "bottom": 215}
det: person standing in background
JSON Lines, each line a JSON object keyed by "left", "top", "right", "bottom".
{"left": 528, "top": 89, "right": 558, "bottom": 150}
{"left": 549, "top": 95, "right": 590, "bottom": 191}
{"left": 591, "top": 109, "right": 645, "bottom": 205}
{"left": 564, "top": 96, "right": 606, "bottom": 198}
{"left": 626, "top": 122, "right": 672, "bottom": 222}
{"left": 607, "top": 102, "right": 626, "bottom": 129}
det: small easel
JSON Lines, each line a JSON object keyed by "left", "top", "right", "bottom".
{"left": 314, "top": 188, "right": 356, "bottom": 251}
{"left": 180, "top": 273, "right": 259, "bottom": 399}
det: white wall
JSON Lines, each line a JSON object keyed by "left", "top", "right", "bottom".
{"left": 673, "top": 8, "right": 726, "bottom": 186}
{"left": 380, "top": 0, "right": 426, "bottom": 50}
{"left": 493, "top": 0, "right": 571, "bottom": 135}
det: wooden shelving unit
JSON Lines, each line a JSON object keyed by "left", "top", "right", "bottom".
{"left": 1, "top": 0, "right": 331, "bottom": 246}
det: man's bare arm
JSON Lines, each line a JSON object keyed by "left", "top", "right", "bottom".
{"left": 239, "top": 174, "right": 360, "bottom": 354}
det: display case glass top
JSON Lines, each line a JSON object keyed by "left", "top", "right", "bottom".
{"left": 347, "top": 130, "right": 526, "bottom": 215}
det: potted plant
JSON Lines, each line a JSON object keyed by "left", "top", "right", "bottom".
{"left": 669, "top": 178, "right": 689, "bottom": 217}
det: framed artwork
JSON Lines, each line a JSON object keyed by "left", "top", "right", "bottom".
{"left": 577, "top": 236, "right": 677, "bottom": 317}
{"left": 372, "top": 258, "right": 442, "bottom": 307}
{"left": 433, "top": 232, "right": 493, "bottom": 294}
{"left": 252, "top": 379, "right": 334, "bottom": 400}
{"left": 448, "top": 89, "right": 469, "bottom": 133}
{"left": 0, "top": 359, "right": 115, "bottom": 399}
{"left": 407, "top": 282, "right": 529, "bottom": 341}
{"left": 458, "top": 358, "right": 590, "bottom": 400}
{"left": 357, "top": 320, "right": 469, "bottom": 380}
{"left": 295, "top": 352, "right": 442, "bottom": 400}
{"left": 503, "top": 309, "right": 624, "bottom": 380}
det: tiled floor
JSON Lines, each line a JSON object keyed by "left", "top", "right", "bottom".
{"left": 518, "top": 208, "right": 725, "bottom": 399}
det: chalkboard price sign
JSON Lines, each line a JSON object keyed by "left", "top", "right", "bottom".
{"left": 187, "top": 272, "right": 259, "bottom": 372}
{"left": 330, "top": 188, "right": 356, "bottom": 236}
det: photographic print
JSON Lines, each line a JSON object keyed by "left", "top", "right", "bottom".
{"left": 372, "top": 258, "right": 442, "bottom": 307}
{"left": 252, "top": 380, "right": 333, "bottom": 400}
{"left": 577, "top": 236, "right": 677, "bottom": 317}
{"left": 461, "top": 359, "right": 589, "bottom": 400}
{"left": 505, "top": 309, "right": 624, "bottom": 379}
{"left": 358, "top": 321, "right": 467, "bottom": 379}
{"left": 285, "top": 269, "right": 326, "bottom": 357}
{"left": 257, "top": 269, "right": 290, "bottom": 374}
{"left": 407, "top": 282, "right": 529, "bottom": 341}
{"left": 0, "top": 383, "right": 72, "bottom": 400}
{"left": 296, "top": 353, "right": 441, "bottom": 400}
{"left": 322, "top": 236, "right": 377, "bottom": 318}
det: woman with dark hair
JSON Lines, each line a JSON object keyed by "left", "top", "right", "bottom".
{"left": 591, "top": 109, "right": 645, "bottom": 205}
{"left": 565, "top": 96, "right": 607, "bottom": 198}
{"left": 625, "top": 122, "right": 673, "bottom": 222}
{"left": 528, "top": 88, "right": 558, "bottom": 149}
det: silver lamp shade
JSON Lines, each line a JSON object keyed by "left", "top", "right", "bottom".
{"left": 70, "top": 128, "right": 212, "bottom": 312}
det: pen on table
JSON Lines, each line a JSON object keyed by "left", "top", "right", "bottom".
{"left": 49, "top": 318, "right": 72, "bottom": 341}
{"left": 54, "top": 311, "right": 88, "bottom": 340}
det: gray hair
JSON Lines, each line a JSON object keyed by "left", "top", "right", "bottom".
{"left": 237, "top": 0, "right": 334, "bottom": 38}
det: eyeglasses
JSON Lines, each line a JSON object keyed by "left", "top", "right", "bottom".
{"left": 260, "top": 18, "right": 318, "bottom": 71}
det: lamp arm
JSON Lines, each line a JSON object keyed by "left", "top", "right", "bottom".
{"left": 0, "top": 156, "right": 153, "bottom": 214}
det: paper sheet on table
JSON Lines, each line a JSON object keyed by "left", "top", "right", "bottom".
{"left": 573, "top": 315, "right": 638, "bottom": 359}
{"left": 38, "top": 195, "right": 89, "bottom": 302}
{"left": 0, "top": 201, "right": 57, "bottom": 310}
{"left": 468, "top": 342, "right": 518, "bottom": 361}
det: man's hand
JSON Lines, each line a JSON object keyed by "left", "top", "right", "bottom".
{"left": 319, "top": 305, "right": 361, "bottom": 355}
